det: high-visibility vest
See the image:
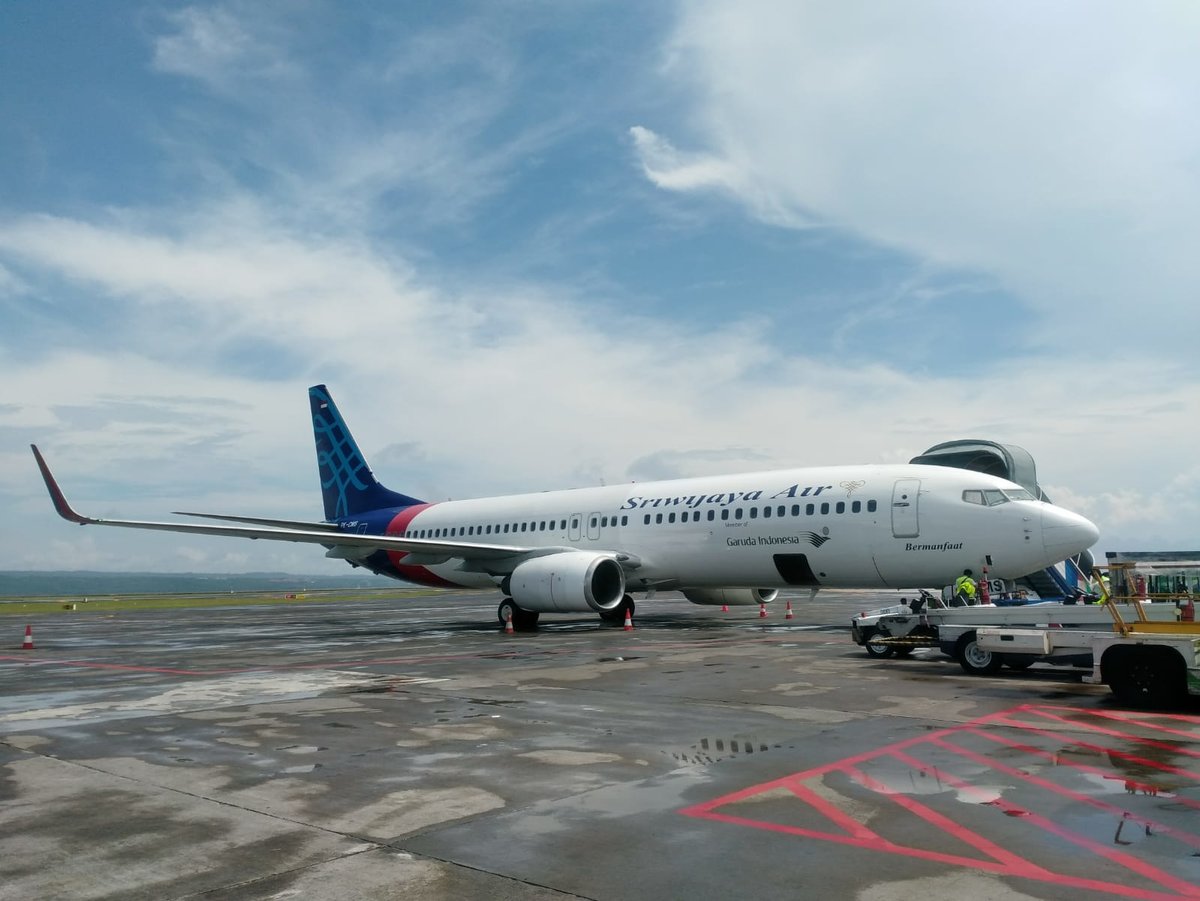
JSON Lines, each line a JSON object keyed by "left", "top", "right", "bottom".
{"left": 955, "top": 576, "right": 976, "bottom": 597}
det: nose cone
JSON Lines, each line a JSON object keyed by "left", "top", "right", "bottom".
{"left": 1042, "top": 506, "right": 1100, "bottom": 561}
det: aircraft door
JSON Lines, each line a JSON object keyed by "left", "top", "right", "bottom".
{"left": 568, "top": 514, "right": 582, "bottom": 542}
{"left": 891, "top": 479, "right": 920, "bottom": 538}
{"left": 587, "top": 512, "right": 601, "bottom": 541}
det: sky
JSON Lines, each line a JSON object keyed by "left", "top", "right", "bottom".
{"left": 2, "top": 0, "right": 1199, "bottom": 575}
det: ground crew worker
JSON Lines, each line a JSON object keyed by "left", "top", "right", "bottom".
{"left": 954, "top": 569, "right": 978, "bottom": 606}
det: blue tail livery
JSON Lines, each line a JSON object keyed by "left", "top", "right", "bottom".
{"left": 309, "top": 384, "right": 423, "bottom": 520}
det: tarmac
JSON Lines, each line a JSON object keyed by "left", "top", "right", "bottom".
{"left": 1, "top": 589, "right": 1198, "bottom": 900}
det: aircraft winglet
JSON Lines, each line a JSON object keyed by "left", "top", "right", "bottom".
{"left": 30, "top": 445, "right": 93, "bottom": 525}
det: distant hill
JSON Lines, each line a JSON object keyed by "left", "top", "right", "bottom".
{"left": 0, "top": 570, "right": 398, "bottom": 598}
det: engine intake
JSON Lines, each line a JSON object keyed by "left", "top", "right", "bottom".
{"left": 509, "top": 552, "right": 626, "bottom": 613}
{"left": 682, "top": 587, "right": 779, "bottom": 607}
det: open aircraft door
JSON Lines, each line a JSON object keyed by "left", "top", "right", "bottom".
{"left": 891, "top": 479, "right": 920, "bottom": 538}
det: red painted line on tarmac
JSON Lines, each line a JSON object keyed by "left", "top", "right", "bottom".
{"left": 1045, "top": 706, "right": 1200, "bottom": 743}
{"left": 846, "top": 764, "right": 1049, "bottom": 875}
{"left": 966, "top": 728, "right": 1200, "bottom": 810}
{"left": 988, "top": 714, "right": 1200, "bottom": 781}
{"left": 929, "top": 734, "right": 1200, "bottom": 853}
{"left": 888, "top": 749, "right": 1200, "bottom": 899}
{"left": 782, "top": 779, "right": 878, "bottom": 842}
{"left": 1017, "top": 707, "right": 1200, "bottom": 759}
{"left": 681, "top": 705, "right": 1200, "bottom": 900}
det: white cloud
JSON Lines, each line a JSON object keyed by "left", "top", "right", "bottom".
{"left": 629, "top": 126, "right": 737, "bottom": 193}
{"left": 645, "top": 0, "right": 1200, "bottom": 334}
{"left": 4, "top": 2, "right": 1199, "bottom": 573}
{"left": 151, "top": 4, "right": 299, "bottom": 92}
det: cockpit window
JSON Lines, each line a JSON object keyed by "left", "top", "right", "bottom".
{"left": 964, "top": 488, "right": 1021, "bottom": 506}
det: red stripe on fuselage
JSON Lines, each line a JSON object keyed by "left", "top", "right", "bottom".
{"left": 384, "top": 503, "right": 460, "bottom": 588}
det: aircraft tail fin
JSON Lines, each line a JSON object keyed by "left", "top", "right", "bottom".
{"left": 309, "top": 385, "right": 424, "bottom": 520}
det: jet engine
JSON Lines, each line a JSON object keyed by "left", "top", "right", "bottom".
{"left": 682, "top": 587, "right": 778, "bottom": 606}
{"left": 508, "top": 552, "right": 626, "bottom": 613}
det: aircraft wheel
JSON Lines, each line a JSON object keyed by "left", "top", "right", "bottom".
{"left": 600, "top": 595, "right": 635, "bottom": 625}
{"left": 497, "top": 597, "right": 540, "bottom": 631}
{"left": 497, "top": 597, "right": 517, "bottom": 627}
{"left": 956, "top": 632, "right": 1003, "bottom": 676}
{"left": 513, "top": 608, "right": 540, "bottom": 631}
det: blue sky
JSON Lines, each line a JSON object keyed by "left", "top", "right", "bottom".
{"left": 2, "top": 1, "right": 1198, "bottom": 573}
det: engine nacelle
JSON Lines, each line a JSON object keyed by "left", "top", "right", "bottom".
{"left": 682, "top": 587, "right": 779, "bottom": 607}
{"left": 509, "top": 552, "right": 626, "bottom": 614}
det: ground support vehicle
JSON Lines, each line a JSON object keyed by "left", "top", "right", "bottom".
{"left": 936, "top": 604, "right": 1179, "bottom": 674}
{"left": 851, "top": 594, "right": 1178, "bottom": 671}
{"left": 977, "top": 597, "right": 1200, "bottom": 707}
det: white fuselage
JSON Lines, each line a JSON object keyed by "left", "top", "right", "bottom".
{"left": 384, "top": 463, "right": 1098, "bottom": 592}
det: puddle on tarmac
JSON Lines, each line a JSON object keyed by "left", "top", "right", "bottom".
{"left": 670, "top": 736, "right": 780, "bottom": 765}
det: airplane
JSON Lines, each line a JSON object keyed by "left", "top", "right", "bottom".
{"left": 32, "top": 384, "right": 1100, "bottom": 629}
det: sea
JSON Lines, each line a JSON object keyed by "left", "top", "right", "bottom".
{"left": 0, "top": 571, "right": 396, "bottom": 598}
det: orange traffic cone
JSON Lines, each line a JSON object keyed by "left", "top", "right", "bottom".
{"left": 623, "top": 609, "right": 634, "bottom": 631}
{"left": 21, "top": 625, "right": 34, "bottom": 650}
{"left": 504, "top": 612, "right": 514, "bottom": 635}
{"left": 785, "top": 600, "right": 794, "bottom": 620}
{"left": 758, "top": 603, "right": 767, "bottom": 618}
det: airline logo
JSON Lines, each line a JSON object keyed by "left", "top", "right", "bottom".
{"left": 622, "top": 482, "right": 839, "bottom": 511}
{"left": 728, "top": 532, "right": 831, "bottom": 548}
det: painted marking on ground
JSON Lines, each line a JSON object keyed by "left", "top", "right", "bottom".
{"left": 681, "top": 704, "right": 1200, "bottom": 900}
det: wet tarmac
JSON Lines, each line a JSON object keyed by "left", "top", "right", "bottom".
{"left": 1, "top": 589, "right": 1197, "bottom": 900}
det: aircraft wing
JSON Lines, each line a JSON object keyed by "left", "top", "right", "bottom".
{"left": 31, "top": 445, "right": 535, "bottom": 563}
{"left": 173, "top": 511, "right": 344, "bottom": 532}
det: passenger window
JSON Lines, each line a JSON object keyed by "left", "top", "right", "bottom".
{"left": 836, "top": 502, "right": 845, "bottom": 514}
{"left": 621, "top": 515, "right": 628, "bottom": 526}
{"left": 750, "top": 507, "right": 759, "bottom": 519}
{"left": 778, "top": 505, "right": 786, "bottom": 517}
{"left": 644, "top": 514, "right": 651, "bottom": 525}
{"left": 806, "top": 503, "right": 815, "bottom": 515}
{"left": 962, "top": 490, "right": 985, "bottom": 505}
{"left": 590, "top": 517, "right": 598, "bottom": 528}
{"left": 656, "top": 513, "right": 663, "bottom": 524}
{"left": 721, "top": 509, "right": 730, "bottom": 521}
{"left": 735, "top": 508, "right": 743, "bottom": 520}
{"left": 601, "top": 516, "right": 608, "bottom": 527}
{"left": 867, "top": 500, "right": 877, "bottom": 512}
{"left": 852, "top": 500, "right": 861, "bottom": 513}
{"left": 820, "top": 503, "right": 830, "bottom": 514}
{"left": 667, "top": 512, "right": 675, "bottom": 523}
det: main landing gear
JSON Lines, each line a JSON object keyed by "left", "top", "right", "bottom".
{"left": 497, "top": 597, "right": 540, "bottom": 631}
{"left": 496, "top": 594, "right": 637, "bottom": 630}
{"left": 599, "top": 594, "right": 635, "bottom": 626}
